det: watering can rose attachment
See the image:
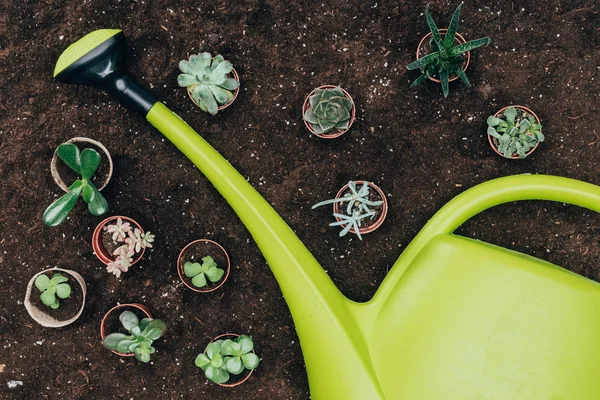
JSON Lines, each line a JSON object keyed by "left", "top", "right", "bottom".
{"left": 55, "top": 29, "right": 600, "bottom": 399}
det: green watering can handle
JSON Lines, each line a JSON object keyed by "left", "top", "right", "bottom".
{"left": 374, "top": 174, "right": 600, "bottom": 303}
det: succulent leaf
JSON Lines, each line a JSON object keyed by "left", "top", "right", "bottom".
{"left": 80, "top": 148, "right": 101, "bottom": 180}
{"left": 86, "top": 181, "right": 108, "bottom": 217}
{"left": 55, "top": 283, "right": 71, "bottom": 299}
{"left": 43, "top": 182, "right": 84, "bottom": 227}
{"left": 303, "top": 87, "right": 354, "bottom": 135}
{"left": 57, "top": 143, "right": 82, "bottom": 174}
{"left": 35, "top": 275, "right": 51, "bottom": 291}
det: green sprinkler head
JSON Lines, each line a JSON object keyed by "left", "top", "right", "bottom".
{"left": 54, "top": 29, "right": 156, "bottom": 115}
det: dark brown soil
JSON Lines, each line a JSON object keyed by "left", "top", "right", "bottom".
{"left": 179, "top": 241, "right": 229, "bottom": 290}
{"left": 100, "top": 230, "right": 123, "bottom": 260}
{"left": 1, "top": 1, "right": 599, "bottom": 399}
{"left": 30, "top": 272, "right": 84, "bottom": 322}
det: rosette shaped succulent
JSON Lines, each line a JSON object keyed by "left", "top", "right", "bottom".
{"left": 177, "top": 53, "right": 239, "bottom": 115}
{"left": 303, "top": 87, "right": 354, "bottom": 135}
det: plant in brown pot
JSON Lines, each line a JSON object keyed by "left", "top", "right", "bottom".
{"left": 312, "top": 180, "right": 388, "bottom": 240}
{"left": 302, "top": 85, "right": 355, "bottom": 138}
{"left": 177, "top": 239, "right": 231, "bottom": 293}
{"left": 487, "top": 106, "right": 544, "bottom": 159}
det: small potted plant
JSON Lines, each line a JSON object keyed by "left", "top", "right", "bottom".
{"left": 44, "top": 139, "right": 112, "bottom": 226}
{"left": 177, "top": 239, "right": 230, "bottom": 293}
{"left": 24, "top": 268, "right": 86, "bottom": 328}
{"left": 487, "top": 106, "right": 544, "bottom": 159}
{"left": 195, "top": 334, "right": 260, "bottom": 386}
{"left": 302, "top": 85, "right": 355, "bottom": 139}
{"left": 177, "top": 53, "right": 240, "bottom": 115}
{"left": 406, "top": 3, "right": 492, "bottom": 97}
{"left": 101, "top": 305, "right": 166, "bottom": 362}
{"left": 312, "top": 180, "right": 388, "bottom": 240}
{"left": 92, "top": 216, "right": 154, "bottom": 277}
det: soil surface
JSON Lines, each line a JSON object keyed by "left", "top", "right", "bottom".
{"left": 1, "top": 1, "right": 599, "bottom": 399}
{"left": 179, "top": 240, "right": 229, "bottom": 291}
{"left": 30, "top": 272, "right": 84, "bottom": 322}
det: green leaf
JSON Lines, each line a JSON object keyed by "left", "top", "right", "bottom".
{"left": 55, "top": 283, "right": 71, "bottom": 299}
{"left": 487, "top": 116, "right": 503, "bottom": 127}
{"left": 134, "top": 347, "right": 151, "bottom": 363}
{"left": 192, "top": 273, "right": 207, "bottom": 288}
{"left": 57, "top": 143, "right": 81, "bottom": 174}
{"left": 303, "top": 109, "right": 319, "bottom": 124}
{"left": 51, "top": 273, "right": 68, "bottom": 284}
{"left": 241, "top": 352, "right": 260, "bottom": 370}
{"left": 205, "top": 365, "right": 229, "bottom": 384}
{"left": 193, "top": 85, "right": 218, "bottom": 115}
{"left": 35, "top": 275, "right": 50, "bottom": 291}
{"left": 50, "top": 301, "right": 60, "bottom": 309}
{"left": 225, "top": 357, "right": 244, "bottom": 375}
{"left": 120, "top": 311, "right": 139, "bottom": 332}
{"left": 444, "top": 3, "right": 462, "bottom": 49}
{"left": 80, "top": 148, "right": 101, "bottom": 180}
{"left": 409, "top": 72, "right": 428, "bottom": 88}
{"left": 406, "top": 51, "right": 439, "bottom": 70}
{"left": 140, "top": 319, "right": 166, "bottom": 338}
{"left": 208, "top": 85, "right": 234, "bottom": 105}
{"left": 116, "top": 339, "right": 137, "bottom": 353}
{"left": 139, "top": 318, "right": 152, "bottom": 332}
{"left": 452, "top": 65, "right": 471, "bottom": 88}
{"left": 238, "top": 335, "right": 254, "bottom": 354}
{"left": 487, "top": 127, "right": 501, "bottom": 139}
{"left": 195, "top": 353, "right": 211, "bottom": 370}
{"left": 102, "top": 333, "right": 128, "bottom": 350}
{"left": 190, "top": 53, "right": 212, "bottom": 71}
{"left": 184, "top": 262, "right": 203, "bottom": 277}
{"left": 220, "top": 77, "right": 239, "bottom": 91}
{"left": 86, "top": 181, "right": 108, "bottom": 216}
{"left": 206, "top": 342, "right": 222, "bottom": 359}
{"left": 504, "top": 107, "right": 517, "bottom": 124}
{"left": 177, "top": 74, "right": 198, "bottom": 87}
{"left": 425, "top": 3, "right": 442, "bottom": 44}
{"left": 448, "top": 37, "right": 492, "bottom": 57}
{"left": 211, "top": 55, "right": 224, "bottom": 70}
{"left": 42, "top": 183, "right": 83, "bottom": 227}
{"left": 205, "top": 267, "right": 224, "bottom": 283}
{"left": 81, "top": 183, "right": 95, "bottom": 203}
{"left": 178, "top": 60, "right": 194, "bottom": 74}
{"left": 211, "top": 60, "right": 233, "bottom": 78}
{"left": 440, "top": 68, "right": 449, "bottom": 98}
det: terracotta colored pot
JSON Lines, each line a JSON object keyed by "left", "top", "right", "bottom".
{"left": 100, "top": 303, "right": 152, "bottom": 357}
{"left": 24, "top": 268, "right": 86, "bottom": 328}
{"left": 50, "top": 137, "right": 113, "bottom": 192}
{"left": 302, "top": 85, "right": 356, "bottom": 139}
{"left": 488, "top": 105, "right": 541, "bottom": 159}
{"left": 204, "top": 333, "right": 255, "bottom": 387}
{"left": 416, "top": 29, "right": 470, "bottom": 83}
{"left": 92, "top": 216, "right": 145, "bottom": 265}
{"left": 186, "top": 67, "right": 240, "bottom": 112}
{"left": 177, "top": 239, "right": 231, "bottom": 293}
{"left": 332, "top": 181, "right": 388, "bottom": 235}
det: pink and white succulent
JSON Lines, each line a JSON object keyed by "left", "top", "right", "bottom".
{"left": 103, "top": 219, "right": 154, "bottom": 277}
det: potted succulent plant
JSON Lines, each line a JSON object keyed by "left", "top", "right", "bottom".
{"left": 406, "top": 3, "right": 492, "bottom": 97}
{"left": 92, "top": 216, "right": 154, "bottom": 277}
{"left": 312, "top": 180, "right": 388, "bottom": 240}
{"left": 195, "top": 334, "right": 260, "bottom": 387}
{"left": 302, "top": 85, "right": 355, "bottom": 139}
{"left": 101, "top": 304, "right": 165, "bottom": 362}
{"left": 177, "top": 239, "right": 230, "bottom": 293}
{"left": 177, "top": 53, "right": 240, "bottom": 115}
{"left": 44, "top": 139, "right": 112, "bottom": 226}
{"left": 24, "top": 268, "right": 86, "bottom": 328}
{"left": 487, "top": 106, "right": 544, "bottom": 159}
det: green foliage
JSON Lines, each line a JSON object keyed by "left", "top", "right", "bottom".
{"left": 177, "top": 53, "right": 239, "bottom": 115}
{"left": 35, "top": 273, "right": 71, "bottom": 309}
{"left": 487, "top": 107, "right": 544, "bottom": 159}
{"left": 195, "top": 335, "right": 260, "bottom": 384}
{"left": 183, "top": 256, "right": 225, "bottom": 288}
{"left": 102, "top": 311, "right": 166, "bottom": 363}
{"left": 406, "top": 3, "right": 492, "bottom": 97}
{"left": 303, "top": 87, "right": 353, "bottom": 135}
{"left": 312, "top": 181, "right": 384, "bottom": 240}
{"left": 43, "top": 143, "right": 108, "bottom": 227}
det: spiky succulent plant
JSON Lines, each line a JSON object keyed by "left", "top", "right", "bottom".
{"left": 43, "top": 143, "right": 108, "bottom": 227}
{"left": 102, "top": 311, "right": 166, "bottom": 363}
{"left": 303, "top": 87, "right": 353, "bottom": 135}
{"left": 406, "top": 3, "right": 492, "bottom": 97}
{"left": 35, "top": 273, "right": 71, "bottom": 309}
{"left": 195, "top": 335, "right": 260, "bottom": 385}
{"left": 487, "top": 107, "right": 544, "bottom": 159}
{"left": 177, "top": 53, "right": 239, "bottom": 115}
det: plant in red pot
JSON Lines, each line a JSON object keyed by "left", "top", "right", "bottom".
{"left": 302, "top": 85, "right": 355, "bottom": 138}
{"left": 487, "top": 106, "right": 544, "bottom": 159}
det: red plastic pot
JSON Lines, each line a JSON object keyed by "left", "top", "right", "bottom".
{"left": 332, "top": 181, "right": 388, "bottom": 235}
{"left": 204, "top": 333, "right": 255, "bottom": 387}
{"left": 488, "top": 105, "right": 541, "bottom": 159}
{"left": 416, "top": 29, "right": 470, "bottom": 83}
{"left": 92, "top": 216, "right": 145, "bottom": 265}
{"left": 177, "top": 239, "right": 231, "bottom": 293}
{"left": 302, "top": 85, "right": 356, "bottom": 139}
{"left": 100, "top": 303, "right": 152, "bottom": 357}
{"left": 187, "top": 67, "right": 240, "bottom": 112}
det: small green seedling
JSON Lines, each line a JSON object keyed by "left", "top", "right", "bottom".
{"left": 406, "top": 3, "right": 492, "bottom": 97}
{"left": 312, "top": 181, "right": 383, "bottom": 240}
{"left": 35, "top": 273, "right": 71, "bottom": 309}
{"left": 195, "top": 335, "right": 260, "bottom": 384}
{"left": 177, "top": 53, "right": 239, "bottom": 115}
{"left": 183, "top": 256, "right": 225, "bottom": 288}
{"left": 487, "top": 107, "right": 544, "bottom": 159}
{"left": 102, "top": 311, "right": 166, "bottom": 363}
{"left": 303, "top": 86, "right": 353, "bottom": 135}
{"left": 43, "top": 143, "right": 108, "bottom": 226}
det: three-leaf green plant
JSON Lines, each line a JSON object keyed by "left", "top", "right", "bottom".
{"left": 177, "top": 53, "right": 239, "bottom": 115}
{"left": 303, "top": 87, "right": 354, "bottom": 135}
{"left": 102, "top": 311, "right": 166, "bottom": 363}
{"left": 43, "top": 143, "right": 108, "bottom": 226}
{"left": 35, "top": 273, "right": 71, "bottom": 309}
{"left": 183, "top": 256, "right": 225, "bottom": 289}
{"left": 487, "top": 107, "right": 544, "bottom": 159}
{"left": 195, "top": 335, "right": 260, "bottom": 384}
{"left": 406, "top": 3, "right": 492, "bottom": 97}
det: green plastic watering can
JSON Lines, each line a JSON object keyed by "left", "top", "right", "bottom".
{"left": 54, "top": 29, "right": 600, "bottom": 399}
